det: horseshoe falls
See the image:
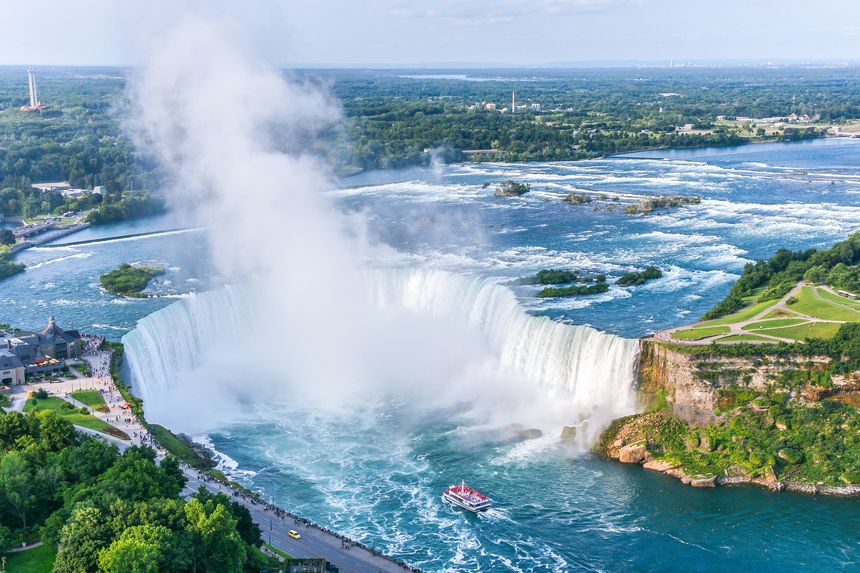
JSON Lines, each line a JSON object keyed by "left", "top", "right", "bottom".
{"left": 123, "top": 268, "right": 639, "bottom": 445}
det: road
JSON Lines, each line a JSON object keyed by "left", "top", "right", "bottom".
{"left": 181, "top": 472, "right": 415, "bottom": 573}
{"left": 5, "top": 345, "right": 419, "bottom": 573}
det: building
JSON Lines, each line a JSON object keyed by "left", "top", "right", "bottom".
{"left": 530, "top": 103, "right": 542, "bottom": 112}
{"left": 0, "top": 317, "right": 83, "bottom": 382}
{"left": 93, "top": 185, "right": 108, "bottom": 196}
{"left": 60, "top": 188, "right": 90, "bottom": 199}
{"left": 32, "top": 181, "right": 71, "bottom": 193}
{"left": 0, "top": 354, "right": 25, "bottom": 386}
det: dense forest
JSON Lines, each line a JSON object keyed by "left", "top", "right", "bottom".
{"left": 0, "top": 407, "right": 283, "bottom": 572}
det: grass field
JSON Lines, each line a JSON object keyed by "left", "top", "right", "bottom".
{"left": 787, "top": 287, "right": 860, "bottom": 321}
{"left": 671, "top": 326, "right": 731, "bottom": 340}
{"left": 24, "top": 397, "right": 120, "bottom": 435}
{"left": 760, "top": 321, "right": 843, "bottom": 341}
{"left": 6, "top": 543, "right": 56, "bottom": 573}
{"left": 763, "top": 308, "right": 801, "bottom": 320}
{"left": 697, "top": 298, "right": 780, "bottom": 327}
{"left": 70, "top": 389, "right": 106, "bottom": 408}
{"left": 743, "top": 318, "right": 808, "bottom": 331}
{"left": 816, "top": 288, "right": 860, "bottom": 311}
{"left": 717, "top": 334, "right": 775, "bottom": 342}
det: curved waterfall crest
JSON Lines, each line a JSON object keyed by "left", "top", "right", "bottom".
{"left": 123, "top": 269, "right": 640, "bottom": 435}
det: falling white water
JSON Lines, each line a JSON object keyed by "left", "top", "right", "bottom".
{"left": 123, "top": 269, "right": 639, "bottom": 445}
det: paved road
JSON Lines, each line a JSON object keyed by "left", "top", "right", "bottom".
{"left": 182, "top": 472, "right": 413, "bottom": 573}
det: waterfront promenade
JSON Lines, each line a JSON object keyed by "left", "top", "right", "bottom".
{"left": 5, "top": 343, "right": 419, "bottom": 573}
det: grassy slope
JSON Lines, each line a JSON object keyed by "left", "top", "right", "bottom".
{"left": 6, "top": 543, "right": 56, "bottom": 573}
{"left": 761, "top": 322, "right": 843, "bottom": 341}
{"left": 696, "top": 298, "right": 779, "bottom": 327}
{"left": 671, "top": 326, "right": 730, "bottom": 340}
{"left": 815, "top": 287, "right": 860, "bottom": 311}
{"left": 743, "top": 318, "right": 807, "bottom": 331}
{"left": 718, "top": 334, "right": 776, "bottom": 342}
{"left": 789, "top": 287, "right": 860, "bottom": 321}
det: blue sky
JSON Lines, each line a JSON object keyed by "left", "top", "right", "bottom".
{"left": 1, "top": 0, "right": 859, "bottom": 66}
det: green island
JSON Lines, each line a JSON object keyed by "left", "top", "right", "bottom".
{"left": 99, "top": 263, "right": 165, "bottom": 297}
{"left": 519, "top": 268, "right": 610, "bottom": 298}
{"left": 596, "top": 232, "right": 860, "bottom": 493}
{"left": 616, "top": 266, "right": 663, "bottom": 287}
{"left": 521, "top": 267, "right": 666, "bottom": 298}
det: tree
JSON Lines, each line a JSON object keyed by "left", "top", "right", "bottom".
{"left": 98, "top": 524, "right": 189, "bottom": 573}
{"left": 0, "top": 451, "right": 39, "bottom": 530}
{"left": 0, "top": 230, "right": 13, "bottom": 245}
{"left": 53, "top": 505, "right": 113, "bottom": 573}
{"left": 36, "top": 410, "right": 76, "bottom": 452}
{"left": 193, "top": 487, "right": 261, "bottom": 547}
{"left": 184, "top": 498, "right": 247, "bottom": 573}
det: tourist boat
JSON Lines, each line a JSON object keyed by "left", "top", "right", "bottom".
{"left": 442, "top": 481, "right": 492, "bottom": 513}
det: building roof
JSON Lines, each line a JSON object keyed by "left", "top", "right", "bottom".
{"left": 0, "top": 351, "right": 24, "bottom": 370}
{"left": 38, "top": 316, "right": 79, "bottom": 345}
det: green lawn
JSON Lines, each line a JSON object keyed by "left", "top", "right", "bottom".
{"left": 698, "top": 298, "right": 780, "bottom": 327}
{"left": 763, "top": 308, "right": 801, "bottom": 320}
{"left": 816, "top": 288, "right": 860, "bottom": 311}
{"left": 6, "top": 543, "right": 56, "bottom": 573}
{"left": 743, "top": 318, "right": 808, "bottom": 331}
{"left": 24, "top": 397, "right": 125, "bottom": 437}
{"left": 717, "top": 334, "right": 776, "bottom": 343}
{"left": 761, "top": 321, "right": 843, "bottom": 342}
{"left": 787, "top": 287, "right": 860, "bottom": 321}
{"left": 70, "top": 389, "right": 106, "bottom": 408}
{"left": 672, "top": 326, "right": 731, "bottom": 340}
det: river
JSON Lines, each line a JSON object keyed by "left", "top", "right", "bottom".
{"left": 2, "top": 139, "right": 859, "bottom": 572}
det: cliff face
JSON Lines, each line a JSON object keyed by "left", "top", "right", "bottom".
{"left": 595, "top": 341, "right": 860, "bottom": 495}
{"left": 637, "top": 340, "right": 860, "bottom": 425}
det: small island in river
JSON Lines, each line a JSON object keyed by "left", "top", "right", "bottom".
{"left": 100, "top": 263, "right": 165, "bottom": 297}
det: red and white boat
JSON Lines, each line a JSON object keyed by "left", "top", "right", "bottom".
{"left": 442, "top": 481, "right": 492, "bottom": 513}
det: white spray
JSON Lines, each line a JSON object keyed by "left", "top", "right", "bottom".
{"left": 124, "top": 19, "right": 640, "bottom": 445}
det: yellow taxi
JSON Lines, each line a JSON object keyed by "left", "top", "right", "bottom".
{"left": 288, "top": 530, "right": 301, "bottom": 540}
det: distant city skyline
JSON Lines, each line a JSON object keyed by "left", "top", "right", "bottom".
{"left": 1, "top": 0, "right": 859, "bottom": 67}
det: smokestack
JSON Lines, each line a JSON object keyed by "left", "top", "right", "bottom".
{"left": 511, "top": 90, "right": 516, "bottom": 114}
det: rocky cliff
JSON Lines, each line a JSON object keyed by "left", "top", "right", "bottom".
{"left": 636, "top": 340, "right": 860, "bottom": 425}
{"left": 595, "top": 340, "right": 860, "bottom": 495}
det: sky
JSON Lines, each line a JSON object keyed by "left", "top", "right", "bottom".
{"left": 1, "top": 0, "right": 860, "bottom": 67}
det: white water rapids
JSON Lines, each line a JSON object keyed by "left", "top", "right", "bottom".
{"left": 122, "top": 268, "right": 640, "bottom": 445}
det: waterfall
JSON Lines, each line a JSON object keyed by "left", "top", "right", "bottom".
{"left": 123, "top": 269, "right": 640, "bottom": 441}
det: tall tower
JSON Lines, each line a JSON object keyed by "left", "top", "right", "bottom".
{"left": 27, "top": 68, "right": 39, "bottom": 108}
{"left": 511, "top": 90, "right": 516, "bottom": 113}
